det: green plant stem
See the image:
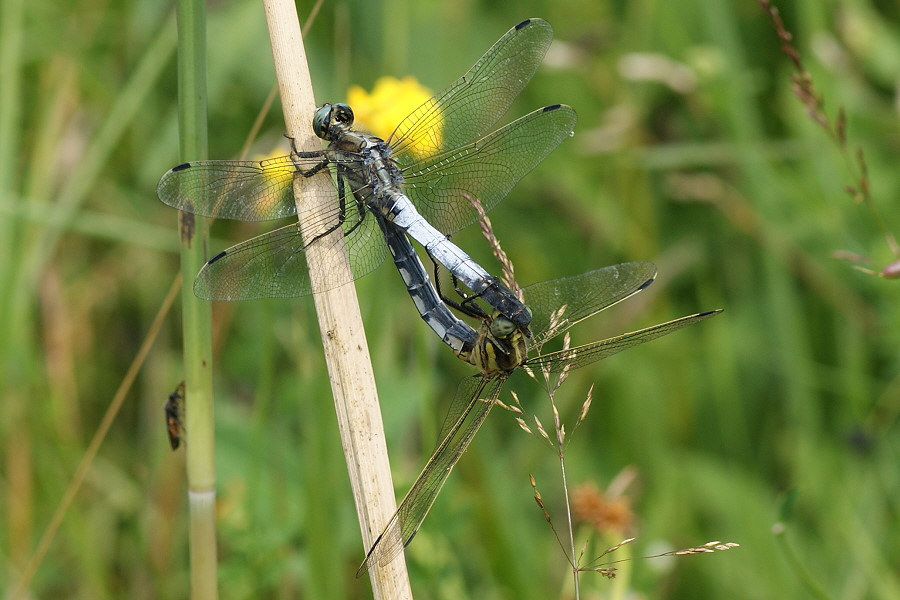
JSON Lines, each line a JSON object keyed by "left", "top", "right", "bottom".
{"left": 173, "top": 0, "right": 217, "bottom": 597}
{"left": 559, "top": 453, "right": 580, "bottom": 599}
{"left": 0, "top": 0, "right": 27, "bottom": 578}
{"left": 260, "top": 1, "right": 412, "bottom": 597}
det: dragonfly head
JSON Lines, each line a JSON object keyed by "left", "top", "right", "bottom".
{"left": 313, "top": 103, "right": 355, "bottom": 141}
{"left": 471, "top": 313, "right": 527, "bottom": 375}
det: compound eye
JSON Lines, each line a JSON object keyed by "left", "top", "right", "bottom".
{"left": 489, "top": 315, "right": 516, "bottom": 339}
{"left": 312, "top": 104, "right": 333, "bottom": 140}
{"left": 332, "top": 103, "right": 354, "bottom": 127}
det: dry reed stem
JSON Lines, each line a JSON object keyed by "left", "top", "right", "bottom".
{"left": 262, "top": 2, "right": 411, "bottom": 596}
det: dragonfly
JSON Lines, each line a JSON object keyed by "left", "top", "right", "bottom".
{"left": 156, "top": 18, "right": 576, "bottom": 331}
{"left": 374, "top": 209, "right": 478, "bottom": 358}
{"left": 357, "top": 250, "right": 722, "bottom": 574}
{"left": 165, "top": 381, "right": 186, "bottom": 451}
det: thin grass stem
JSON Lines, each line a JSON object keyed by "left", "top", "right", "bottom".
{"left": 0, "top": 0, "right": 27, "bottom": 579}
{"left": 172, "top": 0, "right": 218, "bottom": 597}
{"left": 558, "top": 453, "right": 580, "bottom": 597}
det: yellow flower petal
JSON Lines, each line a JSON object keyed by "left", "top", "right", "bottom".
{"left": 346, "top": 76, "right": 441, "bottom": 158}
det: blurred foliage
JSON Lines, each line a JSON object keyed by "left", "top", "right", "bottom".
{"left": 3, "top": 0, "right": 899, "bottom": 598}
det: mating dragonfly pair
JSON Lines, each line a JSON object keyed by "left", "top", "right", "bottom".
{"left": 157, "top": 18, "right": 720, "bottom": 575}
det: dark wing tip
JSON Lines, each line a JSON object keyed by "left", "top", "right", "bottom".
{"left": 355, "top": 539, "right": 380, "bottom": 578}
{"left": 515, "top": 18, "right": 532, "bottom": 30}
{"left": 171, "top": 162, "right": 192, "bottom": 172}
{"left": 638, "top": 276, "right": 656, "bottom": 291}
{"left": 207, "top": 250, "right": 227, "bottom": 265}
{"left": 541, "top": 104, "right": 577, "bottom": 133}
{"left": 699, "top": 309, "right": 725, "bottom": 317}
{"left": 354, "top": 561, "right": 368, "bottom": 579}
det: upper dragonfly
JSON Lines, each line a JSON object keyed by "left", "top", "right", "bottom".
{"left": 358, "top": 221, "right": 723, "bottom": 574}
{"left": 157, "top": 18, "right": 576, "bottom": 330}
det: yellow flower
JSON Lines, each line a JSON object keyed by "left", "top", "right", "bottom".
{"left": 346, "top": 76, "right": 441, "bottom": 158}
{"left": 252, "top": 149, "right": 295, "bottom": 186}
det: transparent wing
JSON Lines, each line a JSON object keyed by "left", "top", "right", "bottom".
{"left": 525, "top": 310, "right": 723, "bottom": 373}
{"left": 401, "top": 104, "right": 576, "bottom": 234}
{"left": 156, "top": 151, "right": 373, "bottom": 222}
{"left": 158, "top": 155, "right": 301, "bottom": 221}
{"left": 193, "top": 198, "right": 387, "bottom": 300}
{"left": 357, "top": 375, "right": 505, "bottom": 576}
{"left": 388, "top": 18, "right": 554, "bottom": 164}
{"left": 520, "top": 262, "right": 659, "bottom": 349}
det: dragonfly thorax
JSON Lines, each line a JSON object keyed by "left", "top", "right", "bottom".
{"left": 313, "top": 103, "right": 355, "bottom": 141}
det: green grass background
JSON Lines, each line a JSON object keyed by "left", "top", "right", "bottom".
{"left": 3, "top": 0, "right": 899, "bottom": 598}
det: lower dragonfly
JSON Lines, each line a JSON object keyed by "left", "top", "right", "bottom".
{"left": 358, "top": 229, "right": 722, "bottom": 574}
{"left": 157, "top": 19, "right": 577, "bottom": 332}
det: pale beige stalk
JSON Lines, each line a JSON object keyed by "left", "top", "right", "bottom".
{"left": 261, "top": 1, "right": 413, "bottom": 597}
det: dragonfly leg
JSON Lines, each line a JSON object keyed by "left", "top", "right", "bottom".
{"left": 284, "top": 134, "right": 331, "bottom": 176}
{"left": 448, "top": 271, "right": 495, "bottom": 320}
{"left": 458, "top": 287, "right": 490, "bottom": 319}
{"left": 295, "top": 160, "right": 329, "bottom": 177}
{"left": 340, "top": 183, "right": 370, "bottom": 238}
{"left": 431, "top": 255, "right": 489, "bottom": 320}
{"left": 296, "top": 175, "right": 368, "bottom": 248}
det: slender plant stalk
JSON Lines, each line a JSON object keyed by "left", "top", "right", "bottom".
{"left": 260, "top": 1, "right": 412, "bottom": 597}
{"left": 558, "top": 454, "right": 580, "bottom": 598}
{"left": 173, "top": 0, "right": 218, "bottom": 597}
{"left": 0, "top": 0, "right": 27, "bottom": 579}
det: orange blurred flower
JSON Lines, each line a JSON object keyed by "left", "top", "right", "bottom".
{"left": 572, "top": 481, "right": 634, "bottom": 536}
